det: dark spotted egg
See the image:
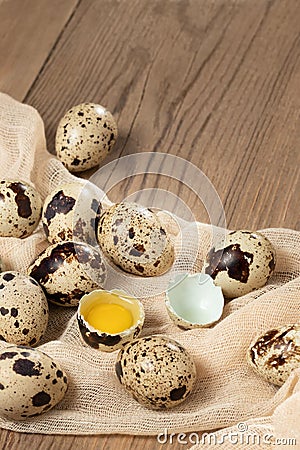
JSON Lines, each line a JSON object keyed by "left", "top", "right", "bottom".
{"left": 42, "top": 182, "right": 102, "bottom": 245}
{"left": 247, "top": 324, "right": 300, "bottom": 386}
{"left": 0, "top": 346, "right": 68, "bottom": 420}
{"left": 205, "top": 230, "right": 276, "bottom": 298}
{"left": 0, "top": 272, "right": 48, "bottom": 346}
{"left": 28, "top": 241, "right": 106, "bottom": 307}
{"left": 97, "top": 202, "right": 175, "bottom": 277}
{"left": 115, "top": 335, "right": 196, "bottom": 409}
{"left": 0, "top": 180, "right": 42, "bottom": 238}
{"left": 55, "top": 103, "right": 118, "bottom": 172}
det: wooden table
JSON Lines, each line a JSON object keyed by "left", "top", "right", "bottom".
{"left": 0, "top": 0, "right": 299, "bottom": 448}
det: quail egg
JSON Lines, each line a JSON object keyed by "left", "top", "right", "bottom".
{"left": 165, "top": 273, "right": 224, "bottom": 329}
{"left": 247, "top": 324, "right": 300, "bottom": 386}
{"left": 28, "top": 241, "right": 106, "bottom": 307}
{"left": 97, "top": 202, "right": 175, "bottom": 277}
{"left": 78, "top": 289, "right": 145, "bottom": 352}
{"left": 0, "top": 271, "right": 48, "bottom": 346}
{"left": 205, "top": 230, "right": 276, "bottom": 298}
{"left": 115, "top": 335, "right": 196, "bottom": 409}
{"left": 0, "top": 345, "right": 68, "bottom": 420}
{"left": 0, "top": 180, "right": 42, "bottom": 238}
{"left": 55, "top": 103, "right": 118, "bottom": 172}
{"left": 42, "top": 182, "right": 102, "bottom": 245}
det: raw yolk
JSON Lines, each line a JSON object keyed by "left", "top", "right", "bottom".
{"left": 86, "top": 303, "right": 133, "bottom": 334}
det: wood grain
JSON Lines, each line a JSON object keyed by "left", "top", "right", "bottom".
{"left": 0, "top": 0, "right": 299, "bottom": 449}
{"left": 0, "top": 0, "right": 78, "bottom": 100}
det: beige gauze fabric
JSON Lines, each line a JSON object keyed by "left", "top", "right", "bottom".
{"left": 0, "top": 93, "right": 299, "bottom": 444}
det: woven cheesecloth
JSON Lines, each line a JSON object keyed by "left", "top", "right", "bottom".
{"left": 0, "top": 93, "right": 299, "bottom": 448}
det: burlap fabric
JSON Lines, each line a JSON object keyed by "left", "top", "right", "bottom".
{"left": 0, "top": 93, "right": 299, "bottom": 446}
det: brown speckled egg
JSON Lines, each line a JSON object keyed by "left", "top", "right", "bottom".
{"left": 97, "top": 202, "right": 175, "bottom": 277}
{"left": 28, "top": 241, "right": 106, "bottom": 307}
{"left": 0, "top": 346, "right": 68, "bottom": 420}
{"left": 0, "top": 180, "right": 42, "bottom": 238}
{"left": 115, "top": 335, "right": 196, "bottom": 409}
{"left": 0, "top": 272, "right": 48, "bottom": 346}
{"left": 247, "top": 325, "right": 300, "bottom": 386}
{"left": 205, "top": 230, "right": 276, "bottom": 298}
{"left": 55, "top": 103, "right": 118, "bottom": 172}
{"left": 42, "top": 182, "right": 102, "bottom": 245}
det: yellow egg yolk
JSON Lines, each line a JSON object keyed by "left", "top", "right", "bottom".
{"left": 86, "top": 303, "right": 133, "bottom": 334}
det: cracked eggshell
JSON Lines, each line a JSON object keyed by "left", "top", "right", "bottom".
{"left": 42, "top": 182, "right": 102, "bottom": 245}
{"left": 28, "top": 241, "right": 106, "bottom": 307}
{"left": 0, "top": 272, "right": 48, "bottom": 346}
{"left": 0, "top": 180, "right": 42, "bottom": 238}
{"left": 166, "top": 273, "right": 224, "bottom": 329}
{"left": 55, "top": 103, "right": 118, "bottom": 172}
{"left": 78, "top": 289, "right": 145, "bottom": 352}
{"left": 0, "top": 346, "right": 68, "bottom": 420}
{"left": 97, "top": 202, "right": 175, "bottom": 277}
{"left": 115, "top": 335, "right": 196, "bottom": 409}
{"left": 247, "top": 324, "right": 300, "bottom": 386}
{"left": 205, "top": 230, "right": 276, "bottom": 298}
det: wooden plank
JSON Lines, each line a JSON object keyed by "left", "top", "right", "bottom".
{"left": 0, "top": 0, "right": 78, "bottom": 101}
{"left": 25, "top": 0, "right": 300, "bottom": 231}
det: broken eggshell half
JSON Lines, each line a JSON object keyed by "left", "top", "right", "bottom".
{"left": 165, "top": 273, "right": 224, "bottom": 329}
{"left": 77, "top": 289, "right": 145, "bottom": 352}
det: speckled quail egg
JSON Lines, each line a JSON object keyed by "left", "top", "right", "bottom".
{"left": 247, "top": 324, "right": 300, "bottom": 386}
{"left": 42, "top": 182, "right": 102, "bottom": 245}
{"left": 0, "top": 180, "right": 42, "bottom": 238}
{"left": 78, "top": 289, "right": 145, "bottom": 352}
{"left": 97, "top": 202, "right": 175, "bottom": 277}
{"left": 205, "top": 230, "right": 276, "bottom": 298}
{"left": 55, "top": 103, "right": 118, "bottom": 172}
{"left": 0, "top": 272, "right": 48, "bottom": 346}
{"left": 28, "top": 241, "right": 106, "bottom": 307}
{"left": 0, "top": 345, "right": 68, "bottom": 420}
{"left": 115, "top": 335, "right": 196, "bottom": 409}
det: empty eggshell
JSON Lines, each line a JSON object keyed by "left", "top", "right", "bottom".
{"left": 115, "top": 335, "right": 196, "bottom": 409}
{"left": 0, "top": 346, "right": 68, "bottom": 420}
{"left": 28, "top": 241, "right": 106, "bottom": 307}
{"left": 0, "top": 271, "right": 48, "bottom": 346}
{"left": 247, "top": 324, "right": 300, "bottom": 386}
{"left": 0, "top": 180, "right": 42, "bottom": 238}
{"left": 97, "top": 202, "right": 175, "bottom": 277}
{"left": 55, "top": 103, "right": 118, "bottom": 172}
{"left": 166, "top": 273, "right": 224, "bottom": 329}
{"left": 42, "top": 182, "right": 102, "bottom": 244}
{"left": 205, "top": 230, "right": 276, "bottom": 298}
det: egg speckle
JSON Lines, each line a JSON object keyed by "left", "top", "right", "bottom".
{"left": 115, "top": 335, "right": 196, "bottom": 409}
{"left": 42, "top": 182, "right": 102, "bottom": 244}
{"left": 247, "top": 324, "right": 300, "bottom": 386}
{"left": 0, "top": 271, "right": 48, "bottom": 346}
{"left": 205, "top": 230, "right": 276, "bottom": 298}
{"left": 0, "top": 346, "right": 68, "bottom": 420}
{"left": 0, "top": 180, "right": 42, "bottom": 238}
{"left": 28, "top": 241, "right": 106, "bottom": 307}
{"left": 55, "top": 103, "right": 118, "bottom": 172}
{"left": 97, "top": 202, "right": 174, "bottom": 277}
